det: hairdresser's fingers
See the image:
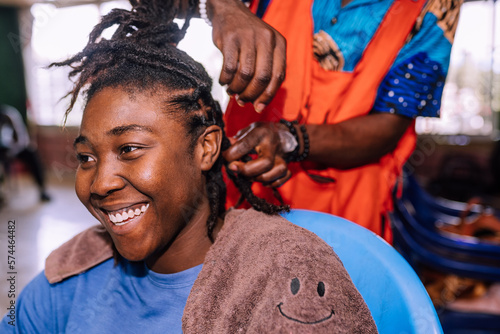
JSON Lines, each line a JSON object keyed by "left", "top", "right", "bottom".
{"left": 223, "top": 126, "right": 260, "bottom": 163}
{"left": 255, "top": 156, "right": 290, "bottom": 185}
{"left": 264, "top": 167, "right": 292, "bottom": 188}
{"left": 209, "top": 0, "right": 285, "bottom": 104}
{"left": 235, "top": 125, "right": 252, "bottom": 139}
{"left": 235, "top": 31, "right": 276, "bottom": 106}
{"left": 252, "top": 39, "right": 286, "bottom": 111}
{"left": 269, "top": 170, "right": 293, "bottom": 188}
{"left": 210, "top": 0, "right": 258, "bottom": 89}
{"left": 217, "top": 33, "right": 241, "bottom": 89}
{"left": 229, "top": 146, "right": 276, "bottom": 178}
{"left": 226, "top": 41, "right": 258, "bottom": 97}
{"left": 229, "top": 29, "right": 286, "bottom": 108}
{"left": 238, "top": 32, "right": 286, "bottom": 111}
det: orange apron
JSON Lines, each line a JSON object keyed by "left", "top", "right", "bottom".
{"left": 224, "top": 0, "right": 425, "bottom": 243}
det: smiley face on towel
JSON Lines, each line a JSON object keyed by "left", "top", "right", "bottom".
{"left": 182, "top": 212, "right": 378, "bottom": 333}
{"left": 260, "top": 243, "right": 371, "bottom": 332}
{"left": 277, "top": 277, "right": 335, "bottom": 325}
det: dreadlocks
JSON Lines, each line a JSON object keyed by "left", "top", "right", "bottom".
{"left": 52, "top": 0, "right": 288, "bottom": 241}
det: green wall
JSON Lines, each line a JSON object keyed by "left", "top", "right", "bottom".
{"left": 0, "top": 6, "right": 28, "bottom": 121}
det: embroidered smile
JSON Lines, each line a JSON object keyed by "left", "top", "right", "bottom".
{"left": 107, "top": 204, "right": 149, "bottom": 226}
{"left": 277, "top": 302, "right": 334, "bottom": 325}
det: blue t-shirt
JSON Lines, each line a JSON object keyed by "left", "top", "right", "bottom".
{"left": 253, "top": 0, "right": 456, "bottom": 119}
{"left": 0, "top": 259, "right": 203, "bottom": 333}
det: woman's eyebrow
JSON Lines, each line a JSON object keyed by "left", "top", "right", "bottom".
{"left": 73, "top": 135, "right": 89, "bottom": 148}
{"left": 107, "top": 124, "right": 154, "bottom": 136}
{"left": 73, "top": 125, "right": 154, "bottom": 148}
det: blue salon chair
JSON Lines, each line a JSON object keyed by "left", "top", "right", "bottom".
{"left": 282, "top": 209, "right": 443, "bottom": 334}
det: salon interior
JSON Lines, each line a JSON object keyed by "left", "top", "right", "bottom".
{"left": 0, "top": 0, "right": 499, "bottom": 332}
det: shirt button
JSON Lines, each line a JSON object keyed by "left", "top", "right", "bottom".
{"left": 331, "top": 17, "right": 338, "bottom": 25}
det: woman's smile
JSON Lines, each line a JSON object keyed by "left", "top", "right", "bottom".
{"left": 107, "top": 203, "right": 149, "bottom": 225}
{"left": 95, "top": 201, "right": 151, "bottom": 236}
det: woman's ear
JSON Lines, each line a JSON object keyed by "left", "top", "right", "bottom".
{"left": 199, "top": 125, "right": 222, "bottom": 171}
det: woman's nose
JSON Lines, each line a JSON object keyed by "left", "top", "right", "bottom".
{"left": 90, "top": 162, "right": 126, "bottom": 197}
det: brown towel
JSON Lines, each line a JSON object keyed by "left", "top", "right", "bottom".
{"left": 44, "top": 210, "right": 377, "bottom": 333}
{"left": 183, "top": 209, "right": 378, "bottom": 333}
{"left": 45, "top": 225, "right": 113, "bottom": 284}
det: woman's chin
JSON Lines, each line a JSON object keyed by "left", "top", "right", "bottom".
{"left": 114, "top": 243, "right": 150, "bottom": 262}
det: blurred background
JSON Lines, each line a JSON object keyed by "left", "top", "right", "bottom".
{"left": 0, "top": 0, "right": 499, "bottom": 332}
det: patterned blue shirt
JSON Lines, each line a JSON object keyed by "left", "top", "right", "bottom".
{"left": 254, "top": 0, "right": 460, "bottom": 119}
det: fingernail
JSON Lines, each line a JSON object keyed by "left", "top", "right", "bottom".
{"left": 254, "top": 103, "right": 266, "bottom": 113}
{"left": 236, "top": 99, "right": 245, "bottom": 107}
{"left": 229, "top": 164, "right": 238, "bottom": 172}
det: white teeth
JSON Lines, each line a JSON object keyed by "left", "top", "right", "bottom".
{"left": 108, "top": 204, "right": 149, "bottom": 226}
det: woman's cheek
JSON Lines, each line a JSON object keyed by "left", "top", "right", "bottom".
{"left": 75, "top": 170, "right": 90, "bottom": 205}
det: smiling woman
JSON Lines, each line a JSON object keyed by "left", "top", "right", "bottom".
{"left": 0, "top": 0, "right": 377, "bottom": 332}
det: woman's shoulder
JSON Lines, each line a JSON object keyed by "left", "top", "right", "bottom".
{"left": 45, "top": 225, "right": 114, "bottom": 284}
{"left": 1, "top": 258, "right": 116, "bottom": 333}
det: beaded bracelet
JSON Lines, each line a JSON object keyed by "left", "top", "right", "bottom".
{"left": 199, "top": 0, "right": 212, "bottom": 26}
{"left": 279, "top": 119, "right": 310, "bottom": 162}
{"left": 297, "top": 123, "right": 310, "bottom": 162}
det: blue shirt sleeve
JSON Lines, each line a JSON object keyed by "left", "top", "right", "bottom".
{"left": 0, "top": 272, "right": 56, "bottom": 334}
{"left": 373, "top": 10, "right": 454, "bottom": 118}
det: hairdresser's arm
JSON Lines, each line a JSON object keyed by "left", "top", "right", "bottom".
{"left": 179, "top": 0, "right": 286, "bottom": 112}
{"left": 223, "top": 113, "right": 413, "bottom": 186}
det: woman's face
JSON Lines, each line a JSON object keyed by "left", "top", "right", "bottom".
{"left": 74, "top": 86, "right": 218, "bottom": 272}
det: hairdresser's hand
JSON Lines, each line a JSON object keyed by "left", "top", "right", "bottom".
{"left": 223, "top": 122, "right": 292, "bottom": 188}
{"left": 208, "top": 0, "right": 286, "bottom": 112}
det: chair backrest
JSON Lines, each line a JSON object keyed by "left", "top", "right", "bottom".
{"left": 402, "top": 173, "right": 500, "bottom": 256}
{"left": 393, "top": 173, "right": 500, "bottom": 281}
{"left": 282, "top": 209, "right": 443, "bottom": 334}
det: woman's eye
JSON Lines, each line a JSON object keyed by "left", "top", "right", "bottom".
{"left": 121, "top": 146, "right": 139, "bottom": 154}
{"left": 76, "top": 153, "right": 95, "bottom": 163}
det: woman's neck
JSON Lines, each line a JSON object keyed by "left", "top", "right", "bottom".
{"left": 146, "top": 203, "right": 224, "bottom": 274}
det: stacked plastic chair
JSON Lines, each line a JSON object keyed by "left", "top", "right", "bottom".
{"left": 391, "top": 171, "right": 500, "bottom": 333}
